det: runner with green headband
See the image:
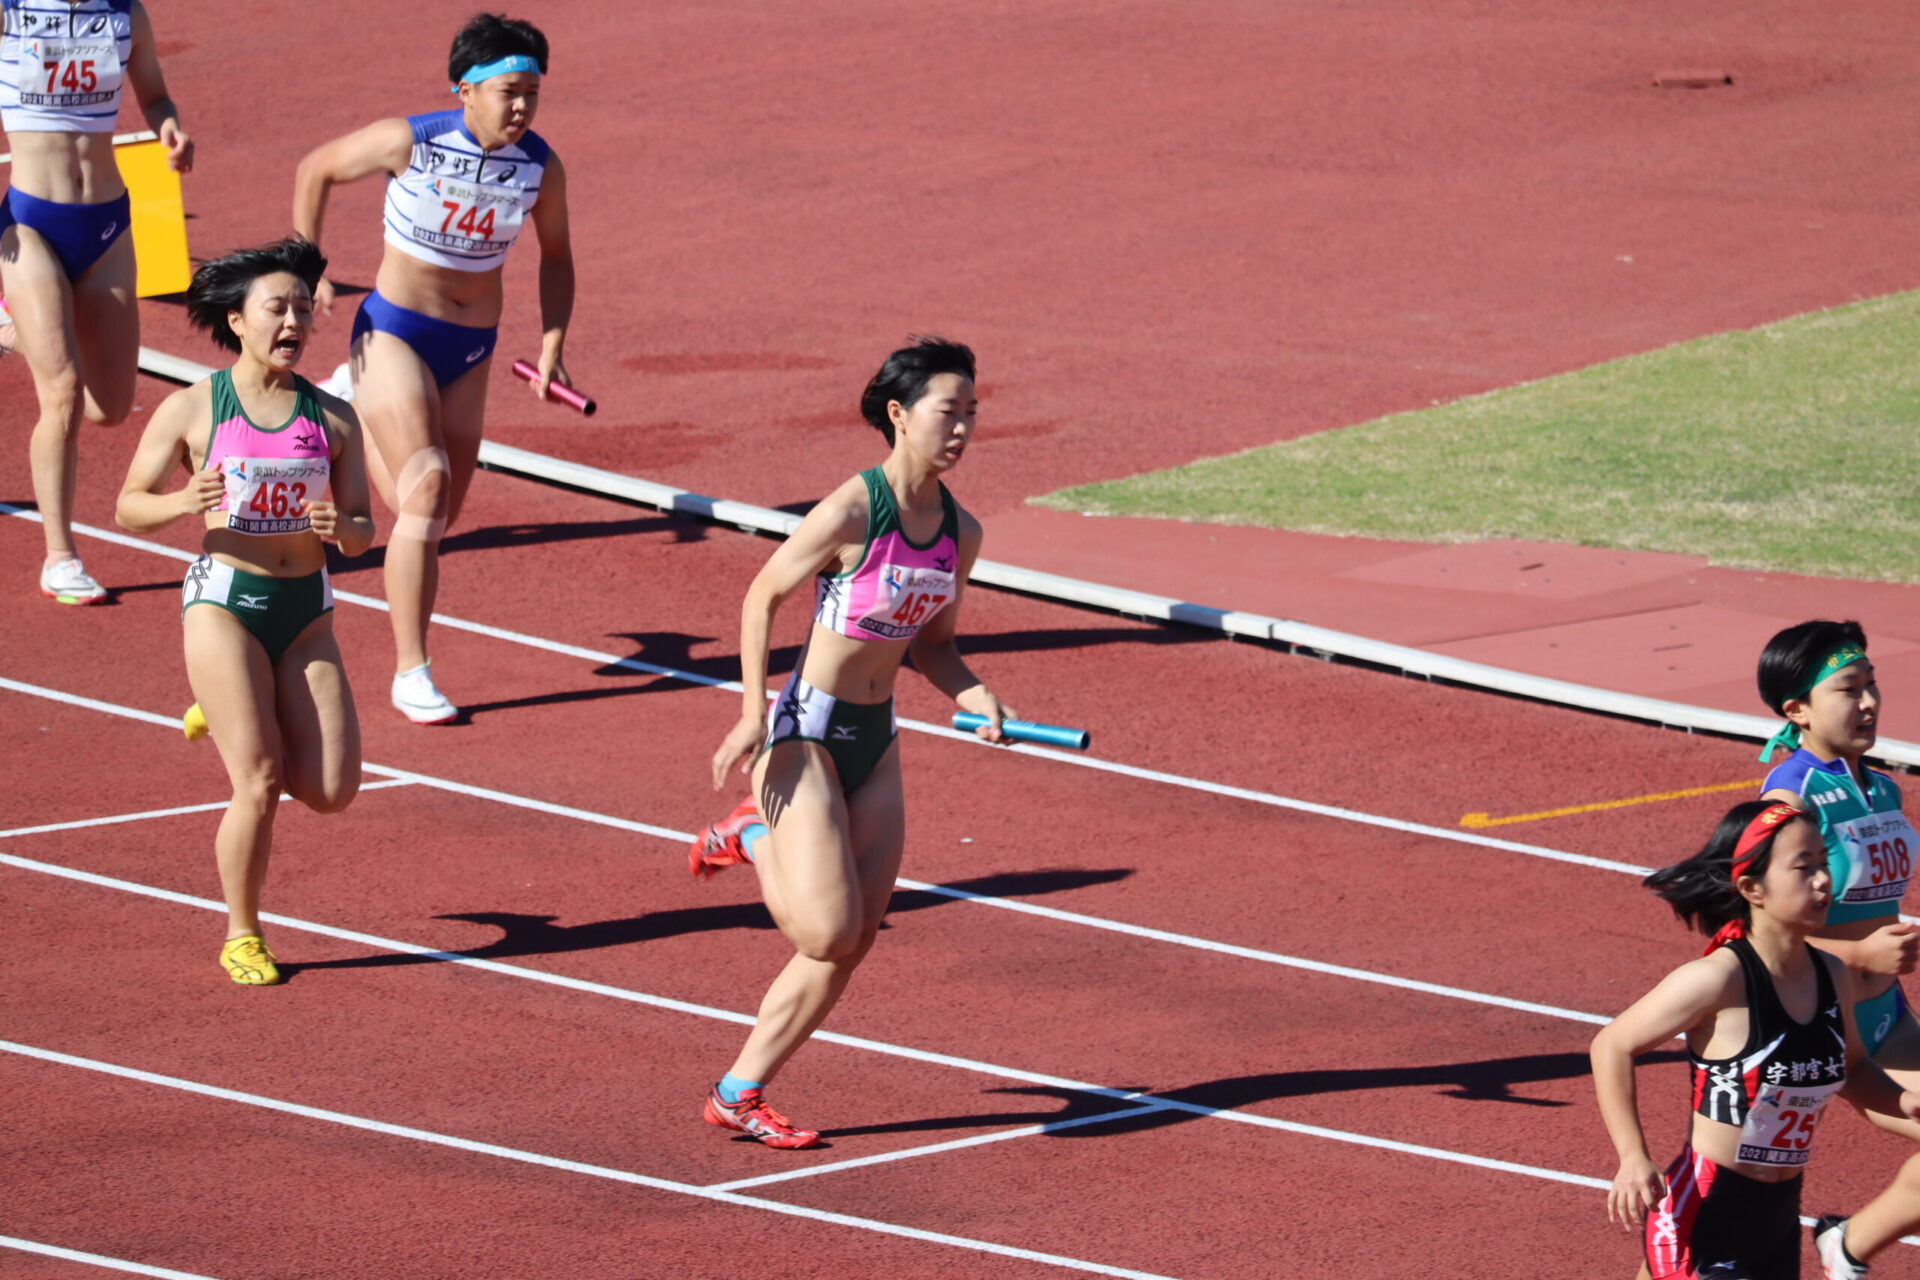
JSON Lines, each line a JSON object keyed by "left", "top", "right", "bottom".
{"left": 1756, "top": 619, "right": 1920, "bottom": 1277}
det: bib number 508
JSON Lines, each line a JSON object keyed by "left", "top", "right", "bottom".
{"left": 1868, "top": 838, "right": 1912, "bottom": 883}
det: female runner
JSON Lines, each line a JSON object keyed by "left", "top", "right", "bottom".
{"left": 291, "top": 12, "right": 573, "bottom": 724}
{"left": 1752, "top": 620, "right": 1920, "bottom": 1276}
{"left": 115, "top": 236, "right": 373, "bottom": 985}
{"left": 1, "top": 0, "right": 191, "bottom": 603}
{"left": 1592, "top": 799, "right": 1920, "bottom": 1280}
{"left": 689, "top": 337, "right": 1012, "bottom": 1147}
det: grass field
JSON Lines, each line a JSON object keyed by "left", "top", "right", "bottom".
{"left": 1037, "top": 292, "right": 1920, "bottom": 585}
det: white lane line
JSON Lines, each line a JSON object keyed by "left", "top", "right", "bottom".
{"left": 0, "top": 780, "right": 418, "bottom": 840}
{"left": 703, "top": 1103, "right": 1170, "bottom": 1192}
{"left": 0, "top": 674, "right": 1613, "bottom": 1026}
{"left": 0, "top": 849, "right": 1613, "bottom": 1193}
{"left": 0, "top": 1235, "right": 223, "bottom": 1280}
{"left": 0, "top": 503, "right": 1655, "bottom": 876}
{"left": 0, "top": 1040, "right": 1178, "bottom": 1280}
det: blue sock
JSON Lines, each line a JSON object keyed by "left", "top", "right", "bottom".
{"left": 739, "top": 822, "right": 767, "bottom": 864}
{"left": 717, "top": 1072, "right": 762, "bottom": 1103}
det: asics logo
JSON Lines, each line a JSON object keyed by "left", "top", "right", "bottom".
{"left": 100, "top": 223, "right": 117, "bottom": 241}
{"left": 465, "top": 346, "right": 487, "bottom": 363}
{"left": 234, "top": 593, "right": 268, "bottom": 610}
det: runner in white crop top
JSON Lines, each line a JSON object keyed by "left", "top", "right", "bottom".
{"left": 1, "top": 0, "right": 191, "bottom": 604}
{"left": 291, "top": 13, "right": 577, "bottom": 725}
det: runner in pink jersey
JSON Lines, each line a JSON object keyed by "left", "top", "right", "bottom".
{"left": 116, "top": 237, "right": 374, "bottom": 986}
{"left": 686, "top": 338, "right": 1015, "bottom": 1148}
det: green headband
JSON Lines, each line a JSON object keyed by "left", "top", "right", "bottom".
{"left": 1757, "top": 642, "right": 1868, "bottom": 763}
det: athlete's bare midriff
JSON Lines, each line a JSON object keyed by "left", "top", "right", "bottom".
{"left": 373, "top": 247, "right": 505, "bottom": 326}
{"left": 3, "top": 131, "right": 127, "bottom": 203}
{"left": 797, "top": 624, "right": 911, "bottom": 704}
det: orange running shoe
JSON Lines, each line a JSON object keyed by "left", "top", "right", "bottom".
{"left": 688, "top": 795, "right": 762, "bottom": 880}
{"left": 703, "top": 1085, "right": 821, "bottom": 1149}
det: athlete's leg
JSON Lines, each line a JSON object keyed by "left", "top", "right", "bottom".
{"left": 3, "top": 222, "right": 87, "bottom": 566}
{"left": 725, "top": 742, "right": 878, "bottom": 1086}
{"left": 351, "top": 327, "right": 445, "bottom": 673}
{"left": 437, "top": 356, "right": 491, "bottom": 530}
{"left": 1828, "top": 1008, "right": 1920, "bottom": 1259}
{"left": 184, "top": 606, "right": 284, "bottom": 940}
{"left": 274, "top": 611, "right": 361, "bottom": 815}
{"left": 69, "top": 231, "right": 138, "bottom": 426}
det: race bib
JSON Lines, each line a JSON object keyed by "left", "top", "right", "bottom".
{"left": 222, "top": 458, "right": 326, "bottom": 536}
{"left": 21, "top": 20, "right": 124, "bottom": 109}
{"left": 854, "top": 565, "right": 955, "bottom": 640}
{"left": 1834, "top": 810, "right": 1919, "bottom": 904}
{"left": 408, "top": 155, "right": 530, "bottom": 255}
{"left": 1738, "top": 1078, "right": 1842, "bottom": 1167}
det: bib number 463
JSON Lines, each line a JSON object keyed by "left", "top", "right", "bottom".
{"left": 248, "top": 481, "right": 308, "bottom": 519}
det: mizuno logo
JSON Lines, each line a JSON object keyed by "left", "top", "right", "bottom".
{"left": 294, "top": 431, "right": 323, "bottom": 452}
{"left": 935, "top": 554, "right": 954, "bottom": 571}
{"left": 831, "top": 726, "right": 858, "bottom": 741}
{"left": 235, "top": 593, "right": 268, "bottom": 610}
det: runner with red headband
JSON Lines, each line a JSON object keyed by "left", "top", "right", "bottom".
{"left": 1754, "top": 620, "right": 1920, "bottom": 1277}
{"left": 1592, "top": 800, "right": 1920, "bottom": 1280}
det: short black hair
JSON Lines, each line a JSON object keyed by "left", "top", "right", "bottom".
{"left": 858, "top": 337, "right": 976, "bottom": 445}
{"left": 185, "top": 236, "right": 327, "bottom": 354}
{"left": 1757, "top": 619, "right": 1869, "bottom": 714}
{"left": 1644, "top": 799, "right": 1808, "bottom": 937}
{"left": 449, "top": 13, "right": 549, "bottom": 82}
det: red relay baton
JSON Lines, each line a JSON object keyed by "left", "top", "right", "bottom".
{"left": 511, "top": 359, "right": 597, "bottom": 416}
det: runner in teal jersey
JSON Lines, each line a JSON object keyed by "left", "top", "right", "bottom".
{"left": 1755, "top": 619, "right": 1920, "bottom": 1276}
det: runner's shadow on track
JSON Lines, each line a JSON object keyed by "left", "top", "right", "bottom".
{"left": 457, "top": 631, "right": 803, "bottom": 718}
{"left": 829, "top": 1051, "right": 1682, "bottom": 1140}
{"left": 323, "top": 513, "right": 697, "bottom": 576}
{"left": 280, "top": 867, "right": 1133, "bottom": 974}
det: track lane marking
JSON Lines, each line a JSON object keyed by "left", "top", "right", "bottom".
{"left": 0, "top": 1040, "right": 1177, "bottom": 1280}
{"left": 0, "top": 780, "right": 417, "bottom": 840}
{"left": 0, "top": 1236, "right": 224, "bottom": 1280}
{"left": 0, "top": 503, "right": 1668, "bottom": 875}
{"left": 1459, "top": 779, "right": 1759, "bottom": 829}
{"left": 0, "top": 674, "right": 1615, "bottom": 1025}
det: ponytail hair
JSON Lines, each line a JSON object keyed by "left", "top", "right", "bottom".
{"left": 1643, "top": 799, "right": 1806, "bottom": 937}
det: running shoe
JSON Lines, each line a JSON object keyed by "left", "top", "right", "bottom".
{"left": 39, "top": 557, "right": 106, "bottom": 605}
{"left": 0, "top": 296, "right": 14, "bottom": 355}
{"left": 688, "top": 795, "right": 762, "bottom": 880}
{"left": 1815, "top": 1216, "right": 1870, "bottom": 1280}
{"left": 391, "top": 662, "right": 458, "bottom": 725}
{"left": 703, "top": 1085, "right": 820, "bottom": 1149}
{"left": 219, "top": 935, "right": 282, "bottom": 986}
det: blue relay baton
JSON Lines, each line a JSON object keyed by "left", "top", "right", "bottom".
{"left": 952, "top": 713, "right": 1090, "bottom": 751}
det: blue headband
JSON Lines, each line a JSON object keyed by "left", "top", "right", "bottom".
{"left": 452, "top": 54, "right": 540, "bottom": 90}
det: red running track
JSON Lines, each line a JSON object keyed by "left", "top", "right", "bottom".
{"left": 7, "top": 0, "right": 1920, "bottom": 1275}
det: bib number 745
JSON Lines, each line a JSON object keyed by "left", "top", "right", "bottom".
{"left": 43, "top": 59, "right": 98, "bottom": 93}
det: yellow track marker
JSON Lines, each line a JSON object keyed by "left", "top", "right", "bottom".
{"left": 1460, "top": 779, "right": 1759, "bottom": 829}
{"left": 116, "top": 138, "right": 191, "bottom": 298}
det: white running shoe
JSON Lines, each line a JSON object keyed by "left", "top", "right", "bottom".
{"left": 0, "top": 296, "right": 15, "bottom": 355}
{"left": 318, "top": 361, "right": 354, "bottom": 401}
{"left": 391, "top": 662, "right": 458, "bottom": 725}
{"left": 39, "top": 557, "right": 106, "bottom": 604}
{"left": 1815, "top": 1216, "right": 1870, "bottom": 1280}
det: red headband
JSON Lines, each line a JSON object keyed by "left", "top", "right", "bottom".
{"left": 1703, "top": 802, "right": 1803, "bottom": 954}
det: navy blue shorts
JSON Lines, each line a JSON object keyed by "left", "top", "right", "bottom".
{"left": 0, "top": 187, "right": 131, "bottom": 281}
{"left": 350, "top": 290, "right": 497, "bottom": 389}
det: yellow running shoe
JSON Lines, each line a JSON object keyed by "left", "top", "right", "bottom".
{"left": 219, "top": 935, "right": 281, "bottom": 985}
{"left": 182, "top": 703, "right": 209, "bottom": 741}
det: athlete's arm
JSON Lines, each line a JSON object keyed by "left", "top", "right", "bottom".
{"left": 115, "top": 385, "right": 217, "bottom": 532}
{"left": 525, "top": 150, "right": 574, "bottom": 398}
{"left": 1590, "top": 954, "right": 1734, "bottom": 1230}
{"left": 908, "top": 509, "right": 1012, "bottom": 743}
{"left": 709, "top": 484, "right": 868, "bottom": 788}
{"left": 291, "top": 118, "right": 414, "bottom": 315}
{"left": 125, "top": 3, "right": 191, "bottom": 173}
{"left": 1831, "top": 956, "right": 1920, "bottom": 1121}
{"left": 305, "top": 392, "right": 376, "bottom": 557}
